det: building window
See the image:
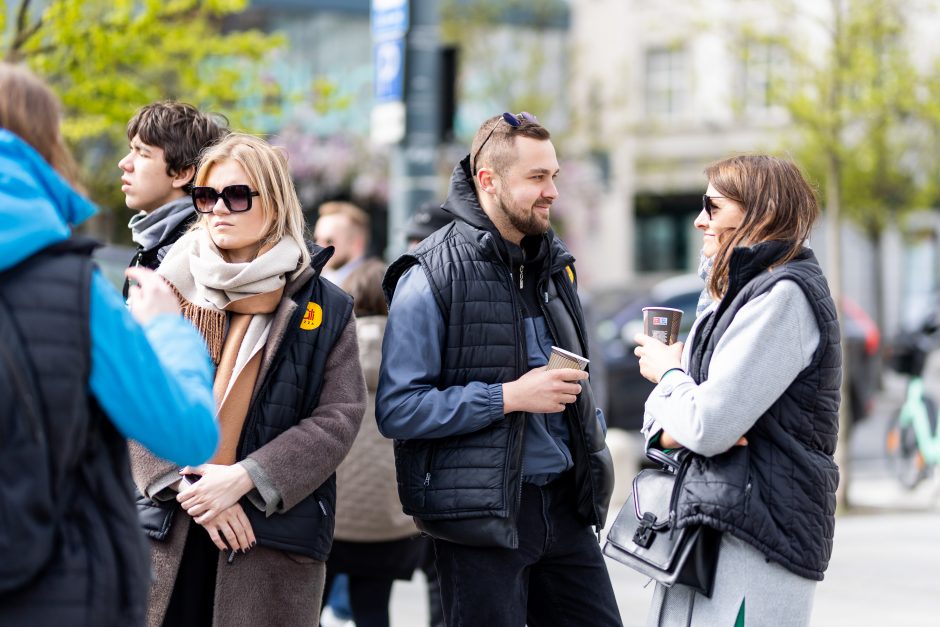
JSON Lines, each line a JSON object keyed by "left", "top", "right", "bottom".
{"left": 645, "top": 47, "right": 687, "bottom": 118}
{"left": 741, "top": 42, "right": 786, "bottom": 115}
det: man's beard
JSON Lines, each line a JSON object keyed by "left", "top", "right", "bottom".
{"left": 497, "top": 191, "right": 551, "bottom": 237}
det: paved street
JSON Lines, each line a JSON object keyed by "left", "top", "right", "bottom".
{"left": 385, "top": 374, "right": 940, "bottom": 625}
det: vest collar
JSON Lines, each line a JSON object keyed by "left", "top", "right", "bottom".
{"left": 726, "top": 240, "right": 807, "bottom": 305}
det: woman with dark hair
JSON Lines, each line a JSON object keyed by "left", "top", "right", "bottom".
{"left": 633, "top": 155, "right": 841, "bottom": 626}
{"left": 321, "top": 258, "right": 428, "bottom": 627}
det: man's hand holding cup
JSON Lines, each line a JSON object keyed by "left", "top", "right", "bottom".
{"left": 503, "top": 347, "right": 590, "bottom": 414}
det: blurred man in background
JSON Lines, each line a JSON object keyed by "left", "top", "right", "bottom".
{"left": 314, "top": 200, "right": 371, "bottom": 285}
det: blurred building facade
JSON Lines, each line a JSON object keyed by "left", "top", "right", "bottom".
{"left": 566, "top": 0, "right": 940, "bottom": 336}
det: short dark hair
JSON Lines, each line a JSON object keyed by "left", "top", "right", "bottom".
{"left": 342, "top": 259, "right": 388, "bottom": 317}
{"left": 470, "top": 113, "right": 551, "bottom": 180}
{"left": 126, "top": 101, "right": 229, "bottom": 179}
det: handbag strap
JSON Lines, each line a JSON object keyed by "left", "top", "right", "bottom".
{"left": 645, "top": 447, "right": 681, "bottom": 471}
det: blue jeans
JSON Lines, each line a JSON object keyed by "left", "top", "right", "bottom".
{"left": 432, "top": 473, "right": 622, "bottom": 627}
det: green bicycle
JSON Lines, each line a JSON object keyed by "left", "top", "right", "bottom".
{"left": 885, "top": 376, "right": 940, "bottom": 489}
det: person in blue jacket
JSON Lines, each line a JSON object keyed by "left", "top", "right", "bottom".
{"left": 0, "top": 61, "right": 218, "bottom": 626}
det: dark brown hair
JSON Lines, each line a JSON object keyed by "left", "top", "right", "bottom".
{"left": 127, "top": 101, "right": 229, "bottom": 180}
{"left": 705, "top": 155, "right": 820, "bottom": 298}
{"left": 341, "top": 259, "right": 387, "bottom": 317}
{"left": 0, "top": 62, "right": 81, "bottom": 188}
{"left": 470, "top": 113, "right": 551, "bottom": 181}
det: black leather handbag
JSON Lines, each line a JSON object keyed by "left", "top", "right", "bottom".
{"left": 603, "top": 448, "right": 721, "bottom": 597}
{"left": 134, "top": 488, "right": 176, "bottom": 541}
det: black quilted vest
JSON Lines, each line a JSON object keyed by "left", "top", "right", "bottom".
{"left": 0, "top": 239, "right": 149, "bottom": 626}
{"left": 382, "top": 161, "right": 614, "bottom": 548}
{"left": 236, "top": 246, "right": 354, "bottom": 560}
{"left": 682, "top": 241, "right": 841, "bottom": 580}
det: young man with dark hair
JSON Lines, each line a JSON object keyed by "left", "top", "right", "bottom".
{"left": 377, "top": 113, "right": 622, "bottom": 626}
{"left": 119, "top": 101, "right": 229, "bottom": 297}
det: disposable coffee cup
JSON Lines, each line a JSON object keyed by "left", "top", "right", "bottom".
{"left": 546, "top": 346, "right": 590, "bottom": 371}
{"left": 642, "top": 307, "right": 683, "bottom": 345}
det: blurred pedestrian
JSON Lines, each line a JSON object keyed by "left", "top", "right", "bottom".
{"left": 403, "top": 200, "right": 452, "bottom": 627}
{"left": 321, "top": 259, "right": 428, "bottom": 627}
{"left": 314, "top": 200, "right": 372, "bottom": 285}
{"left": 0, "top": 61, "right": 218, "bottom": 626}
{"left": 405, "top": 201, "right": 452, "bottom": 250}
{"left": 119, "top": 100, "right": 229, "bottom": 298}
{"left": 633, "top": 155, "right": 841, "bottom": 626}
{"left": 377, "top": 112, "right": 621, "bottom": 626}
{"left": 130, "top": 133, "right": 366, "bottom": 627}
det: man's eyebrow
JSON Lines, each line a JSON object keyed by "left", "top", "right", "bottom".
{"left": 526, "top": 167, "right": 560, "bottom": 175}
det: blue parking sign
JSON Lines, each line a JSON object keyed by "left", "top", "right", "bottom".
{"left": 374, "top": 38, "right": 405, "bottom": 103}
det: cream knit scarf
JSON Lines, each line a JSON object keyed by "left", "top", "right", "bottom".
{"left": 159, "top": 229, "right": 303, "bottom": 464}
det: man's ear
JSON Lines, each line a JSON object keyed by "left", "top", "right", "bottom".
{"left": 477, "top": 168, "right": 497, "bottom": 195}
{"left": 171, "top": 165, "right": 196, "bottom": 190}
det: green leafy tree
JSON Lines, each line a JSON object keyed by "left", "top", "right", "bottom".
{"left": 440, "top": 0, "right": 568, "bottom": 130}
{"left": 2, "top": 0, "right": 285, "bottom": 240}
{"left": 737, "top": 0, "right": 940, "bottom": 508}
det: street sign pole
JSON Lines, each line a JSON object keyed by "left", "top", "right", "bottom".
{"left": 372, "top": 0, "right": 440, "bottom": 259}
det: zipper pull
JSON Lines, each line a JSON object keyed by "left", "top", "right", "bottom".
{"left": 519, "top": 265, "right": 524, "bottom": 289}
{"left": 317, "top": 498, "right": 328, "bottom": 516}
{"left": 544, "top": 291, "right": 548, "bottom": 303}
{"left": 424, "top": 472, "right": 431, "bottom": 487}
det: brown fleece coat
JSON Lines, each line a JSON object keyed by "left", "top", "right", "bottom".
{"left": 129, "top": 274, "right": 366, "bottom": 627}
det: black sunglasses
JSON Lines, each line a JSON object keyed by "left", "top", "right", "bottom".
{"left": 702, "top": 194, "right": 727, "bottom": 219}
{"left": 470, "top": 111, "right": 539, "bottom": 174}
{"left": 192, "top": 185, "right": 260, "bottom": 214}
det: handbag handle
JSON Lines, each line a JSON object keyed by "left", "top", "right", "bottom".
{"left": 645, "top": 447, "right": 682, "bottom": 472}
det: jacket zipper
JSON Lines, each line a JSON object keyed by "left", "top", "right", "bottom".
{"left": 538, "top": 273, "right": 601, "bottom": 530}
{"left": 502, "top": 249, "right": 526, "bottom": 537}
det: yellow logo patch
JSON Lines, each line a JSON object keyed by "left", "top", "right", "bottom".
{"left": 300, "top": 302, "right": 323, "bottom": 330}
{"left": 566, "top": 265, "right": 575, "bottom": 283}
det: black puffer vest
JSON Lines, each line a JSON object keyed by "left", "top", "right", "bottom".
{"left": 382, "top": 159, "right": 614, "bottom": 548}
{"left": 237, "top": 246, "right": 354, "bottom": 560}
{"left": 680, "top": 241, "right": 841, "bottom": 580}
{"left": 0, "top": 238, "right": 149, "bottom": 626}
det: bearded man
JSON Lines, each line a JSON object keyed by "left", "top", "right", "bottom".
{"left": 376, "top": 113, "right": 621, "bottom": 627}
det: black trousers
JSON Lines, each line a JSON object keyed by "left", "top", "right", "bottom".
{"left": 432, "top": 473, "right": 622, "bottom": 627}
{"left": 162, "top": 520, "right": 218, "bottom": 627}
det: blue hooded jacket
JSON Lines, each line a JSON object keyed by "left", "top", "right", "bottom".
{"left": 0, "top": 129, "right": 217, "bottom": 465}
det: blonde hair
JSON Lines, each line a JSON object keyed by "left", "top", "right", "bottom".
{"left": 194, "top": 133, "right": 310, "bottom": 274}
{"left": 0, "top": 62, "right": 82, "bottom": 189}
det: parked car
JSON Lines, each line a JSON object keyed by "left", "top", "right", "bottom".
{"left": 592, "top": 274, "right": 880, "bottom": 432}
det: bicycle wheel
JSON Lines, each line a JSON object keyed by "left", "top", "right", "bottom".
{"left": 885, "top": 410, "right": 927, "bottom": 489}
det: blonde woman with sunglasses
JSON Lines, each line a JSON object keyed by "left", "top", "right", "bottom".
{"left": 131, "top": 133, "right": 366, "bottom": 627}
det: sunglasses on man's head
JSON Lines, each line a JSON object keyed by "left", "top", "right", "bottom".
{"left": 192, "top": 185, "right": 260, "bottom": 214}
{"left": 470, "top": 111, "right": 539, "bottom": 174}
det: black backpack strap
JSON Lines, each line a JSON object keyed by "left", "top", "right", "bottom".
{"left": 0, "top": 297, "right": 44, "bottom": 444}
